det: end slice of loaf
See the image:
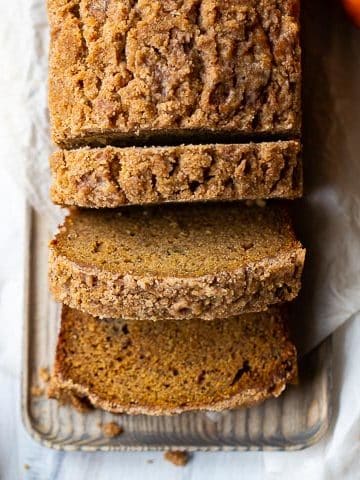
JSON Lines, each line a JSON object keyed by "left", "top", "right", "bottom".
{"left": 50, "top": 142, "right": 302, "bottom": 208}
{"left": 49, "top": 306, "right": 297, "bottom": 415}
{"left": 49, "top": 203, "right": 305, "bottom": 320}
{"left": 48, "top": 0, "right": 301, "bottom": 147}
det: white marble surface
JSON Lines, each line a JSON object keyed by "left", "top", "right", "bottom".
{"left": 0, "top": 1, "right": 360, "bottom": 478}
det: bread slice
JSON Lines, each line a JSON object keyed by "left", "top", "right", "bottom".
{"left": 48, "top": 0, "right": 301, "bottom": 148}
{"left": 48, "top": 306, "right": 297, "bottom": 415}
{"left": 49, "top": 203, "right": 305, "bottom": 320}
{"left": 50, "top": 141, "right": 302, "bottom": 208}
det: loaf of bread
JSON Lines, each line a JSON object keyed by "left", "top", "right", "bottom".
{"left": 46, "top": 0, "right": 304, "bottom": 422}
{"left": 48, "top": 306, "right": 297, "bottom": 415}
{"left": 50, "top": 141, "right": 302, "bottom": 207}
{"left": 49, "top": 203, "right": 305, "bottom": 320}
{"left": 48, "top": 0, "right": 301, "bottom": 147}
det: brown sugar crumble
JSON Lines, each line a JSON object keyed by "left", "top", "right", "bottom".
{"left": 47, "top": 379, "right": 93, "bottom": 413}
{"left": 68, "top": 393, "right": 93, "bottom": 413}
{"left": 47, "top": 0, "right": 301, "bottom": 147}
{"left": 164, "top": 451, "right": 190, "bottom": 467}
{"left": 49, "top": 141, "right": 302, "bottom": 208}
{"left": 101, "top": 421, "right": 124, "bottom": 438}
{"left": 31, "top": 386, "right": 44, "bottom": 397}
{"left": 39, "top": 367, "right": 51, "bottom": 383}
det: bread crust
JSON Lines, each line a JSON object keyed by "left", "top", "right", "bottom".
{"left": 49, "top": 247, "right": 305, "bottom": 320}
{"left": 49, "top": 375, "right": 293, "bottom": 415}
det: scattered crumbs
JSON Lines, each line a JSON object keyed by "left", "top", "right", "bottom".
{"left": 101, "top": 421, "right": 124, "bottom": 438}
{"left": 69, "top": 394, "right": 93, "bottom": 413}
{"left": 39, "top": 367, "right": 51, "bottom": 383}
{"left": 50, "top": 385, "right": 93, "bottom": 413}
{"left": 31, "top": 385, "right": 44, "bottom": 397}
{"left": 164, "top": 451, "right": 189, "bottom": 467}
{"left": 24, "top": 464, "right": 30, "bottom": 470}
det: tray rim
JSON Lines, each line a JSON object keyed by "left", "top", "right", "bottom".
{"left": 21, "top": 204, "right": 333, "bottom": 452}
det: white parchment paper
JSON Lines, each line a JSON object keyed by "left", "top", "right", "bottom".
{"left": 6, "top": 0, "right": 360, "bottom": 356}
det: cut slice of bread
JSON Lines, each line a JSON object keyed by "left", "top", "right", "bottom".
{"left": 49, "top": 306, "right": 297, "bottom": 415}
{"left": 49, "top": 203, "right": 305, "bottom": 320}
{"left": 50, "top": 142, "right": 302, "bottom": 208}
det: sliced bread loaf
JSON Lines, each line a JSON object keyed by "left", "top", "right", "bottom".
{"left": 49, "top": 203, "right": 305, "bottom": 320}
{"left": 50, "top": 141, "right": 302, "bottom": 208}
{"left": 49, "top": 306, "right": 297, "bottom": 415}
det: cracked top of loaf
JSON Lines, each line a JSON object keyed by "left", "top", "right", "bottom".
{"left": 48, "top": 0, "right": 301, "bottom": 147}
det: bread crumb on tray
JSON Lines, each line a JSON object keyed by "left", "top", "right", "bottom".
{"left": 101, "top": 421, "right": 124, "bottom": 438}
{"left": 31, "top": 385, "right": 44, "bottom": 397}
{"left": 164, "top": 451, "right": 189, "bottom": 467}
{"left": 39, "top": 367, "right": 51, "bottom": 383}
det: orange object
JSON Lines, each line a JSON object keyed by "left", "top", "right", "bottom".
{"left": 342, "top": 0, "right": 360, "bottom": 27}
